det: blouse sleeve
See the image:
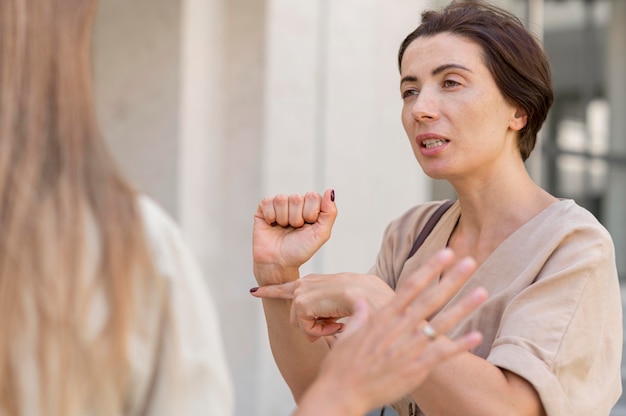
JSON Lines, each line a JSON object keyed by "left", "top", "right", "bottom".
{"left": 487, "top": 218, "right": 622, "bottom": 415}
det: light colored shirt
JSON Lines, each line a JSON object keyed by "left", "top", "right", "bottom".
{"left": 13, "top": 195, "right": 234, "bottom": 416}
{"left": 370, "top": 199, "right": 622, "bottom": 416}
{"left": 127, "top": 195, "right": 234, "bottom": 415}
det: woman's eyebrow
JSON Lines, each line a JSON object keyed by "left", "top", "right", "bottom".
{"left": 401, "top": 63, "right": 473, "bottom": 85}
{"left": 432, "top": 63, "right": 472, "bottom": 75}
{"left": 400, "top": 75, "right": 418, "bottom": 85}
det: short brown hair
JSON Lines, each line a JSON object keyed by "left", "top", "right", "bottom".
{"left": 398, "top": 1, "right": 553, "bottom": 161}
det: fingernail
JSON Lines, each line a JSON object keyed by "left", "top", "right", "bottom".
{"left": 249, "top": 287, "right": 258, "bottom": 293}
{"left": 330, "top": 189, "right": 335, "bottom": 202}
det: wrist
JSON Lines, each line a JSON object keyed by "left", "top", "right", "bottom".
{"left": 296, "top": 376, "right": 365, "bottom": 416}
{"left": 253, "top": 263, "right": 300, "bottom": 285}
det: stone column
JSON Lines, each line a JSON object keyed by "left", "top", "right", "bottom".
{"left": 93, "top": 0, "right": 182, "bottom": 215}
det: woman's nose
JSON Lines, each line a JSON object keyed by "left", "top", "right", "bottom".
{"left": 411, "top": 87, "right": 439, "bottom": 122}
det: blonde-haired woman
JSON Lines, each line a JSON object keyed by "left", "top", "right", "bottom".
{"left": 0, "top": 1, "right": 233, "bottom": 415}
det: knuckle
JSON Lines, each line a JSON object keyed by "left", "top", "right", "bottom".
{"left": 289, "top": 194, "right": 304, "bottom": 204}
{"left": 274, "top": 194, "right": 288, "bottom": 203}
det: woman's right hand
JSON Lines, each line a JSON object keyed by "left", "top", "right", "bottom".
{"left": 252, "top": 189, "right": 337, "bottom": 285}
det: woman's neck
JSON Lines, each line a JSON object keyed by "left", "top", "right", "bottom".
{"left": 447, "top": 164, "right": 558, "bottom": 265}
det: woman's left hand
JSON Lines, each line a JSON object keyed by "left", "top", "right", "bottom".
{"left": 292, "top": 250, "right": 487, "bottom": 416}
{"left": 251, "top": 273, "right": 395, "bottom": 341}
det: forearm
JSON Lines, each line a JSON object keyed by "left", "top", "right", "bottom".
{"left": 294, "top": 374, "right": 363, "bottom": 416}
{"left": 261, "top": 297, "right": 330, "bottom": 401}
{"left": 412, "top": 348, "right": 544, "bottom": 416}
{"left": 252, "top": 189, "right": 339, "bottom": 400}
{"left": 254, "top": 265, "right": 330, "bottom": 400}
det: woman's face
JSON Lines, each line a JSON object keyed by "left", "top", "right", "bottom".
{"left": 399, "top": 32, "right": 526, "bottom": 182}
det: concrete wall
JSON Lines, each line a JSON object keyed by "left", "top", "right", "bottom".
{"left": 93, "top": 0, "right": 181, "bottom": 216}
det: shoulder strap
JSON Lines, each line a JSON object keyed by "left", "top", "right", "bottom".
{"left": 406, "top": 199, "right": 455, "bottom": 261}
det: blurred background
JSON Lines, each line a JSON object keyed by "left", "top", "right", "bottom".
{"left": 92, "top": 0, "right": 624, "bottom": 414}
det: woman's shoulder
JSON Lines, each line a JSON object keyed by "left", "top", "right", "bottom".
{"left": 135, "top": 194, "right": 197, "bottom": 279}
{"left": 541, "top": 199, "right": 612, "bottom": 239}
{"left": 377, "top": 199, "right": 458, "bottom": 261}
{"left": 523, "top": 199, "right": 616, "bottom": 267}
{"left": 137, "top": 194, "right": 180, "bottom": 235}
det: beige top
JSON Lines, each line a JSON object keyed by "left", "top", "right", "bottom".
{"left": 14, "top": 196, "right": 234, "bottom": 416}
{"left": 370, "top": 199, "right": 622, "bottom": 416}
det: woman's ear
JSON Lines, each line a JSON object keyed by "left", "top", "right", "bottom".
{"left": 509, "top": 108, "right": 528, "bottom": 131}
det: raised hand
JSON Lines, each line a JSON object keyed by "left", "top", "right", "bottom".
{"left": 253, "top": 189, "right": 337, "bottom": 285}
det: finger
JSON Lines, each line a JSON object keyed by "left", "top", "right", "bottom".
{"left": 302, "top": 192, "right": 322, "bottom": 224}
{"left": 250, "top": 281, "right": 297, "bottom": 299}
{"left": 391, "top": 249, "right": 455, "bottom": 314}
{"left": 453, "top": 331, "right": 484, "bottom": 351}
{"left": 440, "top": 256, "right": 477, "bottom": 289}
{"left": 416, "top": 256, "right": 477, "bottom": 315}
{"left": 417, "top": 330, "right": 483, "bottom": 368}
{"left": 272, "top": 194, "right": 290, "bottom": 226}
{"left": 255, "top": 196, "right": 277, "bottom": 225}
{"left": 429, "top": 286, "right": 488, "bottom": 335}
{"left": 303, "top": 319, "right": 345, "bottom": 342}
{"left": 288, "top": 194, "right": 306, "bottom": 228}
{"left": 371, "top": 251, "right": 463, "bottom": 347}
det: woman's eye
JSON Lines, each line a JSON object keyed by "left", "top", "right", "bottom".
{"left": 401, "top": 89, "right": 419, "bottom": 99}
{"left": 443, "top": 79, "right": 460, "bottom": 88}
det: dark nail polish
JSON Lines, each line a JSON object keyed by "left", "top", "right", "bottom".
{"left": 330, "top": 189, "right": 335, "bottom": 202}
{"left": 249, "top": 287, "right": 258, "bottom": 293}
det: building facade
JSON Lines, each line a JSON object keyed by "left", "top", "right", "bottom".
{"left": 92, "top": 1, "right": 625, "bottom": 414}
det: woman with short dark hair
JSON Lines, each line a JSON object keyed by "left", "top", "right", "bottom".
{"left": 251, "top": 2, "right": 622, "bottom": 415}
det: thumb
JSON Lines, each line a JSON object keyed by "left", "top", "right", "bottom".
{"left": 318, "top": 189, "right": 338, "bottom": 229}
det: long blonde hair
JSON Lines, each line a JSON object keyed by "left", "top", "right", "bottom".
{"left": 0, "top": 1, "right": 156, "bottom": 414}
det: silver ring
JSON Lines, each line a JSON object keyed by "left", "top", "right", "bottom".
{"left": 422, "top": 323, "right": 438, "bottom": 340}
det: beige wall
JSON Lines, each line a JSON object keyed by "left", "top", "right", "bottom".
{"left": 93, "top": 0, "right": 181, "bottom": 216}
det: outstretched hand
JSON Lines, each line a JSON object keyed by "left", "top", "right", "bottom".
{"left": 252, "top": 189, "right": 337, "bottom": 285}
{"left": 294, "top": 249, "right": 488, "bottom": 416}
